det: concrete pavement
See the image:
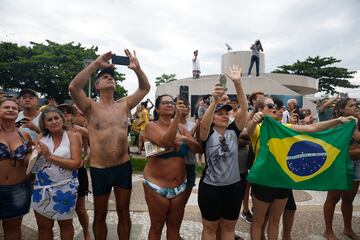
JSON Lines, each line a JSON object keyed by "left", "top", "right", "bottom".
{"left": 1, "top": 172, "right": 359, "bottom": 239}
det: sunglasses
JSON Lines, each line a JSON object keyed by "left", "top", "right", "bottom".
{"left": 161, "top": 100, "right": 175, "bottom": 106}
{"left": 265, "top": 103, "right": 277, "bottom": 109}
{"left": 219, "top": 136, "right": 229, "bottom": 152}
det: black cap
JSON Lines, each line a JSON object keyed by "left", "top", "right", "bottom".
{"left": 140, "top": 101, "right": 148, "bottom": 108}
{"left": 96, "top": 67, "right": 115, "bottom": 79}
{"left": 215, "top": 104, "right": 232, "bottom": 112}
{"left": 19, "top": 89, "right": 39, "bottom": 98}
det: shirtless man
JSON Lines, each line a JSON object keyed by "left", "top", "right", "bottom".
{"left": 69, "top": 50, "right": 150, "bottom": 239}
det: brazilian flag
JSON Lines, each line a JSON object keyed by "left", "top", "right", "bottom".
{"left": 247, "top": 116, "right": 356, "bottom": 190}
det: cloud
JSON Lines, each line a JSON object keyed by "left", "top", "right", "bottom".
{"left": 1, "top": 0, "right": 360, "bottom": 100}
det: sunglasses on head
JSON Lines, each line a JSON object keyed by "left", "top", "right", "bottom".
{"left": 265, "top": 103, "right": 277, "bottom": 109}
{"left": 219, "top": 136, "right": 229, "bottom": 152}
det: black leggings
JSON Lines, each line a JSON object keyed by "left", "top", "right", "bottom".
{"left": 198, "top": 180, "right": 243, "bottom": 221}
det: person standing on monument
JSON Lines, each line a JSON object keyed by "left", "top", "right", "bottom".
{"left": 192, "top": 50, "right": 201, "bottom": 79}
{"left": 247, "top": 39, "right": 263, "bottom": 77}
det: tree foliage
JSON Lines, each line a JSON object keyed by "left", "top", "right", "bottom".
{"left": 272, "top": 56, "right": 358, "bottom": 94}
{"left": 155, "top": 73, "right": 177, "bottom": 86}
{"left": 0, "top": 40, "right": 127, "bottom": 102}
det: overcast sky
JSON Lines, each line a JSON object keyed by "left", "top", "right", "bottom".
{"left": 1, "top": 0, "right": 360, "bottom": 99}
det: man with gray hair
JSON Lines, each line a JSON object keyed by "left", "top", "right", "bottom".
{"left": 282, "top": 98, "right": 297, "bottom": 123}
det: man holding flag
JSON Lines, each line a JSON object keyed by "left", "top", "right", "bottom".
{"left": 246, "top": 96, "right": 359, "bottom": 240}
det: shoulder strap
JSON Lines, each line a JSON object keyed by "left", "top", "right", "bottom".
{"left": 17, "top": 129, "right": 27, "bottom": 143}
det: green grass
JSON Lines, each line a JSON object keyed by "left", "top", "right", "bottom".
{"left": 130, "top": 157, "right": 205, "bottom": 176}
{"left": 130, "top": 157, "right": 148, "bottom": 173}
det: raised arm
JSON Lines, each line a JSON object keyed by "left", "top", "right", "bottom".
{"left": 69, "top": 52, "right": 114, "bottom": 114}
{"left": 318, "top": 95, "right": 339, "bottom": 113}
{"left": 144, "top": 100, "right": 184, "bottom": 148}
{"left": 292, "top": 116, "right": 357, "bottom": 132}
{"left": 122, "top": 49, "right": 151, "bottom": 110}
{"left": 247, "top": 112, "right": 264, "bottom": 136}
{"left": 226, "top": 65, "right": 248, "bottom": 131}
{"left": 199, "top": 85, "right": 224, "bottom": 141}
{"left": 177, "top": 125, "right": 202, "bottom": 153}
{"left": 147, "top": 98, "right": 154, "bottom": 111}
{"left": 259, "top": 43, "right": 264, "bottom": 52}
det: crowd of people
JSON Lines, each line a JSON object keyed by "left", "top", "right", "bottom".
{"left": 0, "top": 50, "right": 359, "bottom": 240}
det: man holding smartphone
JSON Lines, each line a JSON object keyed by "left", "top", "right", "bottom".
{"left": 247, "top": 39, "right": 263, "bottom": 77}
{"left": 69, "top": 49, "right": 150, "bottom": 240}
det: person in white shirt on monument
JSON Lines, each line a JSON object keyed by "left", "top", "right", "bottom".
{"left": 192, "top": 50, "right": 201, "bottom": 79}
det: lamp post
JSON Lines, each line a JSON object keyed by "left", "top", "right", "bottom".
{"left": 83, "top": 59, "right": 93, "bottom": 98}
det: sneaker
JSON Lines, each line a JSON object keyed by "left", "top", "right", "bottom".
{"left": 248, "top": 75, "right": 251, "bottom": 77}
{"left": 240, "top": 210, "right": 253, "bottom": 224}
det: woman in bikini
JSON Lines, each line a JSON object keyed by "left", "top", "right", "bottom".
{"left": 323, "top": 98, "right": 360, "bottom": 240}
{"left": 144, "top": 95, "right": 202, "bottom": 240}
{"left": 0, "top": 98, "right": 32, "bottom": 240}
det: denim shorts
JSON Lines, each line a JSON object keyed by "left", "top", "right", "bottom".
{"left": 0, "top": 179, "right": 32, "bottom": 220}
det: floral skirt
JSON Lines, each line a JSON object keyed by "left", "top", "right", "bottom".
{"left": 31, "top": 178, "right": 79, "bottom": 220}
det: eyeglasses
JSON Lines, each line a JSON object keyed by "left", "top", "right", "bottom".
{"left": 265, "top": 103, "right": 277, "bottom": 109}
{"left": 161, "top": 101, "right": 175, "bottom": 105}
{"left": 219, "top": 136, "right": 229, "bottom": 152}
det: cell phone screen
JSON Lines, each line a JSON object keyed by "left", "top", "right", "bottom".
{"left": 111, "top": 55, "right": 130, "bottom": 65}
{"left": 219, "top": 75, "right": 227, "bottom": 91}
{"left": 179, "top": 86, "right": 189, "bottom": 103}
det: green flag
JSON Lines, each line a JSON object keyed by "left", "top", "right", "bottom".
{"left": 247, "top": 116, "right": 355, "bottom": 190}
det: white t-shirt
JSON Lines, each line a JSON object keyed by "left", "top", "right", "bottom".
{"left": 184, "top": 120, "right": 197, "bottom": 165}
{"left": 16, "top": 111, "right": 41, "bottom": 140}
{"left": 192, "top": 57, "right": 200, "bottom": 71}
{"left": 282, "top": 110, "right": 290, "bottom": 124}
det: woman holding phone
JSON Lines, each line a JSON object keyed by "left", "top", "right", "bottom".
{"left": 144, "top": 95, "right": 202, "bottom": 239}
{"left": 198, "top": 65, "right": 248, "bottom": 239}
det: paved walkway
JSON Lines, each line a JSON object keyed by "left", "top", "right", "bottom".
{"left": 1, "top": 173, "right": 359, "bottom": 239}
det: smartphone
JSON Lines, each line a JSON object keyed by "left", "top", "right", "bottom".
{"left": 219, "top": 74, "right": 227, "bottom": 91}
{"left": 179, "top": 85, "right": 189, "bottom": 103}
{"left": 15, "top": 118, "right": 30, "bottom": 128}
{"left": 111, "top": 55, "right": 130, "bottom": 65}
